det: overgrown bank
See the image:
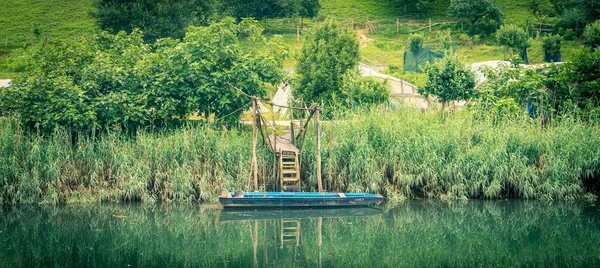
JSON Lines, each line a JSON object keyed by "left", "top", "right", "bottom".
{"left": 2, "top": 107, "right": 599, "bottom": 205}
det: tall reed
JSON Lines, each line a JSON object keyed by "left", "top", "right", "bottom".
{"left": 1, "top": 105, "right": 599, "bottom": 205}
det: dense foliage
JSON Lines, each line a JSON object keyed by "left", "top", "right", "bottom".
{"left": 2, "top": 106, "right": 599, "bottom": 205}
{"left": 223, "top": 0, "right": 320, "bottom": 21}
{"left": 496, "top": 25, "right": 530, "bottom": 54}
{"left": 0, "top": 18, "right": 286, "bottom": 132}
{"left": 389, "top": 0, "right": 437, "bottom": 13}
{"left": 91, "top": 0, "right": 321, "bottom": 43}
{"left": 584, "top": 20, "right": 600, "bottom": 50}
{"left": 295, "top": 20, "right": 360, "bottom": 106}
{"left": 476, "top": 48, "right": 600, "bottom": 119}
{"left": 419, "top": 56, "right": 475, "bottom": 109}
{"left": 92, "top": 0, "right": 215, "bottom": 43}
{"left": 407, "top": 34, "right": 424, "bottom": 52}
{"left": 447, "top": 0, "right": 504, "bottom": 35}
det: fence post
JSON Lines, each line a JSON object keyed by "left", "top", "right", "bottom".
{"left": 429, "top": 18, "right": 432, "bottom": 32}
{"left": 396, "top": 19, "right": 399, "bottom": 33}
{"left": 315, "top": 107, "right": 322, "bottom": 193}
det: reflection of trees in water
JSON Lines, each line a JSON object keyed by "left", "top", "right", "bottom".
{"left": 1, "top": 201, "right": 600, "bottom": 267}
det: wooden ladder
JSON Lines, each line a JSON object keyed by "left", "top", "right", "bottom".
{"left": 280, "top": 219, "right": 301, "bottom": 248}
{"left": 279, "top": 150, "right": 300, "bottom": 191}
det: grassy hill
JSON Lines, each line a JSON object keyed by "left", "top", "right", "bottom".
{"left": 0, "top": 0, "right": 96, "bottom": 77}
{"left": 0, "top": 0, "right": 584, "bottom": 81}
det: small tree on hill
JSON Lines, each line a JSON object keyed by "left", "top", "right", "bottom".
{"left": 419, "top": 56, "right": 476, "bottom": 110}
{"left": 496, "top": 25, "right": 530, "bottom": 56}
{"left": 584, "top": 20, "right": 600, "bottom": 51}
{"left": 295, "top": 20, "right": 360, "bottom": 106}
{"left": 448, "top": 0, "right": 504, "bottom": 35}
{"left": 92, "top": 0, "right": 215, "bottom": 43}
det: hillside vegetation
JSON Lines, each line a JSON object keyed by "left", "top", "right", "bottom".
{"left": 0, "top": 0, "right": 584, "bottom": 80}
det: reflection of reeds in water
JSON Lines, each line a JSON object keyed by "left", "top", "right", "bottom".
{"left": 1, "top": 106, "right": 600, "bottom": 205}
{"left": 1, "top": 202, "right": 599, "bottom": 267}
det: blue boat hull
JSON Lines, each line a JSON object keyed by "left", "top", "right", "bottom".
{"left": 219, "top": 192, "right": 384, "bottom": 208}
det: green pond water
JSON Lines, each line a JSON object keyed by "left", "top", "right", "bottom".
{"left": 1, "top": 201, "right": 600, "bottom": 267}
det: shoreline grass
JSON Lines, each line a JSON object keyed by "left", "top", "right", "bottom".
{"left": 2, "top": 106, "right": 599, "bottom": 205}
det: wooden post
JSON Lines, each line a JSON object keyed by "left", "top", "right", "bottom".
{"left": 296, "top": 26, "right": 300, "bottom": 46}
{"left": 318, "top": 217, "right": 323, "bottom": 268}
{"left": 429, "top": 18, "right": 432, "bottom": 32}
{"left": 291, "top": 121, "right": 296, "bottom": 145}
{"left": 253, "top": 220, "right": 258, "bottom": 268}
{"left": 315, "top": 107, "right": 323, "bottom": 192}
{"left": 396, "top": 19, "right": 399, "bottom": 33}
{"left": 328, "top": 129, "right": 333, "bottom": 191}
{"left": 272, "top": 107, "right": 277, "bottom": 152}
{"left": 252, "top": 98, "right": 258, "bottom": 191}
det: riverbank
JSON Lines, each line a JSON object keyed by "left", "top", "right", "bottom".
{"left": 1, "top": 107, "right": 599, "bottom": 205}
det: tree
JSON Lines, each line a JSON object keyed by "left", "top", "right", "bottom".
{"left": 389, "top": 0, "right": 437, "bottom": 13}
{"left": 568, "top": 48, "right": 600, "bottom": 107}
{"left": 91, "top": 0, "right": 215, "bottom": 43}
{"left": 584, "top": 21, "right": 600, "bottom": 51}
{"left": 542, "top": 34, "right": 562, "bottom": 62}
{"left": 447, "top": 0, "right": 504, "bottom": 35}
{"left": 0, "top": 18, "right": 286, "bottom": 132}
{"left": 419, "top": 56, "right": 475, "bottom": 110}
{"left": 496, "top": 25, "right": 530, "bottom": 55}
{"left": 448, "top": 0, "right": 504, "bottom": 25}
{"left": 295, "top": 20, "right": 360, "bottom": 106}
{"left": 222, "top": 0, "right": 320, "bottom": 21}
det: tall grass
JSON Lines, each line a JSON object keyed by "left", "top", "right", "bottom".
{"left": 1, "top": 106, "right": 600, "bottom": 205}
{"left": 0, "top": 119, "right": 275, "bottom": 205}
{"left": 302, "top": 107, "right": 600, "bottom": 201}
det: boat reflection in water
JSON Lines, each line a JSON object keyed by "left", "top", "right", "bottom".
{"left": 218, "top": 207, "right": 383, "bottom": 268}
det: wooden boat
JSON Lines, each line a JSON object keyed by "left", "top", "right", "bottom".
{"left": 219, "top": 207, "right": 382, "bottom": 221}
{"left": 219, "top": 191, "right": 384, "bottom": 208}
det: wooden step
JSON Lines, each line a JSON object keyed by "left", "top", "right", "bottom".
{"left": 283, "top": 178, "right": 299, "bottom": 182}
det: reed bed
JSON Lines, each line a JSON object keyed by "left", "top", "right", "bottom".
{"left": 1, "top": 106, "right": 600, "bottom": 205}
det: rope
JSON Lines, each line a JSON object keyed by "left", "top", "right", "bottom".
{"left": 227, "top": 82, "right": 317, "bottom": 111}
{"left": 214, "top": 101, "right": 251, "bottom": 122}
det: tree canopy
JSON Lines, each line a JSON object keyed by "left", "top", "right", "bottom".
{"left": 448, "top": 0, "right": 504, "bottom": 35}
{"left": 447, "top": 0, "right": 504, "bottom": 25}
{"left": 295, "top": 20, "right": 360, "bottom": 106}
{"left": 419, "top": 56, "right": 475, "bottom": 109}
{"left": 91, "top": 0, "right": 217, "bottom": 43}
{"left": 0, "top": 18, "right": 286, "bottom": 132}
{"left": 496, "top": 25, "right": 530, "bottom": 54}
{"left": 222, "top": 0, "right": 320, "bottom": 21}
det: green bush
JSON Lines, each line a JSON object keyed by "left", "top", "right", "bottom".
{"left": 420, "top": 55, "right": 476, "bottom": 109}
{"left": 583, "top": 20, "right": 600, "bottom": 49}
{"left": 0, "top": 18, "right": 286, "bottom": 132}
{"left": 496, "top": 25, "right": 530, "bottom": 54}
{"left": 407, "top": 34, "right": 424, "bottom": 52}
{"left": 295, "top": 19, "right": 359, "bottom": 107}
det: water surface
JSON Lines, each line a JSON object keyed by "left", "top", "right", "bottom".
{"left": 1, "top": 201, "right": 599, "bottom": 267}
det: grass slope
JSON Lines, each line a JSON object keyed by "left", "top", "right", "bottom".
{"left": 0, "top": 0, "right": 96, "bottom": 50}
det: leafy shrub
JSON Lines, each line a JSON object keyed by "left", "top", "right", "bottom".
{"left": 420, "top": 55, "right": 476, "bottom": 109}
{"left": 407, "top": 34, "right": 424, "bottom": 52}
{"left": 542, "top": 34, "right": 562, "bottom": 53}
{"left": 0, "top": 18, "right": 286, "bottom": 132}
{"left": 496, "top": 25, "right": 531, "bottom": 54}
{"left": 584, "top": 20, "right": 600, "bottom": 49}
{"left": 295, "top": 19, "right": 360, "bottom": 107}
